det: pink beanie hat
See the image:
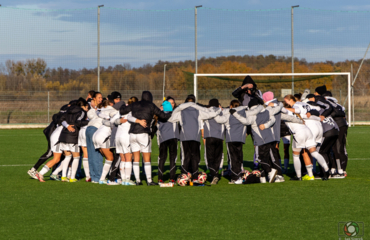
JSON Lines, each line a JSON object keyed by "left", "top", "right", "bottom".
{"left": 262, "top": 91, "right": 274, "bottom": 102}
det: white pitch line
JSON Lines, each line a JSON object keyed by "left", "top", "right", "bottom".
{"left": 0, "top": 164, "right": 34, "bottom": 167}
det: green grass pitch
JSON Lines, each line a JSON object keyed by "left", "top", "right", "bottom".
{"left": 0, "top": 127, "right": 369, "bottom": 239}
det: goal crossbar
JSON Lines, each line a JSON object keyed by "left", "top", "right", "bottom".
{"left": 193, "top": 72, "right": 351, "bottom": 127}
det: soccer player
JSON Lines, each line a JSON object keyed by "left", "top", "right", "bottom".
{"left": 262, "top": 91, "right": 285, "bottom": 182}
{"left": 230, "top": 98, "right": 283, "bottom": 183}
{"left": 58, "top": 98, "right": 89, "bottom": 182}
{"left": 232, "top": 76, "right": 263, "bottom": 170}
{"left": 156, "top": 100, "right": 178, "bottom": 184}
{"left": 284, "top": 95, "right": 323, "bottom": 180}
{"left": 282, "top": 94, "right": 330, "bottom": 181}
{"left": 167, "top": 95, "right": 221, "bottom": 184}
{"left": 120, "top": 91, "right": 171, "bottom": 186}
{"left": 202, "top": 99, "right": 225, "bottom": 185}
{"left": 86, "top": 92, "right": 104, "bottom": 183}
{"left": 92, "top": 98, "right": 118, "bottom": 184}
{"left": 28, "top": 104, "right": 68, "bottom": 179}
{"left": 322, "top": 91, "right": 348, "bottom": 178}
{"left": 212, "top": 100, "right": 252, "bottom": 184}
{"left": 115, "top": 96, "right": 138, "bottom": 186}
{"left": 308, "top": 87, "right": 340, "bottom": 178}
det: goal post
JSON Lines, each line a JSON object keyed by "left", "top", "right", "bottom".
{"left": 193, "top": 72, "right": 351, "bottom": 127}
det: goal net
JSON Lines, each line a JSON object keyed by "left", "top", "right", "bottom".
{"left": 193, "top": 72, "right": 351, "bottom": 125}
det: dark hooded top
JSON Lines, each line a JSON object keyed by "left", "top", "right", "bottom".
{"left": 43, "top": 104, "right": 69, "bottom": 140}
{"left": 232, "top": 75, "right": 264, "bottom": 106}
{"left": 58, "top": 105, "right": 89, "bottom": 145}
{"left": 120, "top": 91, "right": 171, "bottom": 134}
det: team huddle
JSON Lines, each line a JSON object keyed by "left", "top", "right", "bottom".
{"left": 27, "top": 76, "right": 349, "bottom": 186}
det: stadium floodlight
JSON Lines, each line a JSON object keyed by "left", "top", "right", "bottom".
{"left": 163, "top": 64, "right": 167, "bottom": 101}
{"left": 97, "top": 5, "right": 104, "bottom": 91}
{"left": 193, "top": 72, "right": 352, "bottom": 126}
{"left": 291, "top": 5, "right": 299, "bottom": 94}
{"left": 194, "top": 5, "right": 203, "bottom": 98}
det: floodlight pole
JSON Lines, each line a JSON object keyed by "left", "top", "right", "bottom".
{"left": 291, "top": 5, "right": 299, "bottom": 94}
{"left": 97, "top": 5, "right": 104, "bottom": 92}
{"left": 194, "top": 5, "right": 202, "bottom": 100}
{"left": 163, "top": 64, "right": 167, "bottom": 101}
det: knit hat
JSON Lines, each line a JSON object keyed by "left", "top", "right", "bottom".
{"left": 306, "top": 94, "right": 315, "bottom": 99}
{"left": 208, "top": 98, "right": 219, "bottom": 107}
{"left": 242, "top": 75, "right": 257, "bottom": 88}
{"left": 322, "top": 91, "right": 332, "bottom": 97}
{"left": 110, "top": 91, "right": 121, "bottom": 100}
{"left": 315, "top": 85, "right": 327, "bottom": 95}
{"left": 262, "top": 91, "right": 274, "bottom": 102}
{"left": 248, "top": 98, "right": 260, "bottom": 108}
{"left": 162, "top": 101, "right": 173, "bottom": 112}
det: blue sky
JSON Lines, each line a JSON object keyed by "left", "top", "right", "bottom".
{"left": 5, "top": 0, "right": 370, "bottom": 11}
{"left": 1, "top": 0, "right": 370, "bottom": 70}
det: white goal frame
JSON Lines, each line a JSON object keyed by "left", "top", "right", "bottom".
{"left": 194, "top": 72, "right": 351, "bottom": 127}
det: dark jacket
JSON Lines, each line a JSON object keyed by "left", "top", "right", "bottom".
{"left": 326, "top": 97, "right": 347, "bottom": 128}
{"left": 43, "top": 104, "right": 69, "bottom": 140}
{"left": 120, "top": 91, "right": 171, "bottom": 134}
{"left": 58, "top": 105, "right": 89, "bottom": 145}
{"left": 232, "top": 76, "right": 264, "bottom": 106}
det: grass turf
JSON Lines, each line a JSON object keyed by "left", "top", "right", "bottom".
{"left": 0, "top": 127, "right": 369, "bottom": 239}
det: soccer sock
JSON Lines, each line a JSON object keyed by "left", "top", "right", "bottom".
{"left": 62, "top": 155, "right": 72, "bottom": 178}
{"left": 306, "top": 164, "right": 313, "bottom": 177}
{"left": 39, "top": 165, "right": 50, "bottom": 176}
{"left": 331, "top": 168, "right": 336, "bottom": 174}
{"left": 67, "top": 167, "right": 72, "bottom": 179}
{"left": 133, "top": 162, "right": 141, "bottom": 182}
{"left": 52, "top": 163, "right": 63, "bottom": 175}
{"left": 144, "top": 162, "right": 152, "bottom": 183}
{"left": 125, "top": 162, "right": 132, "bottom": 181}
{"left": 311, "top": 151, "right": 329, "bottom": 172}
{"left": 119, "top": 162, "right": 126, "bottom": 181}
{"left": 99, "top": 160, "right": 112, "bottom": 181}
{"left": 253, "top": 152, "right": 259, "bottom": 169}
{"left": 293, "top": 154, "right": 302, "bottom": 178}
{"left": 30, "top": 167, "right": 36, "bottom": 172}
{"left": 70, "top": 157, "right": 80, "bottom": 180}
{"left": 336, "top": 159, "right": 343, "bottom": 174}
{"left": 284, "top": 158, "right": 289, "bottom": 169}
{"left": 312, "top": 158, "right": 317, "bottom": 173}
{"left": 82, "top": 158, "right": 90, "bottom": 179}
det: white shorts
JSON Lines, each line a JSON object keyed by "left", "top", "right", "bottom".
{"left": 130, "top": 133, "right": 151, "bottom": 153}
{"left": 93, "top": 125, "right": 111, "bottom": 149}
{"left": 282, "top": 135, "right": 291, "bottom": 145}
{"left": 78, "top": 126, "right": 87, "bottom": 147}
{"left": 60, "top": 142, "right": 80, "bottom": 153}
{"left": 305, "top": 120, "right": 323, "bottom": 144}
{"left": 292, "top": 127, "right": 317, "bottom": 150}
{"left": 116, "top": 134, "right": 131, "bottom": 154}
{"left": 50, "top": 126, "right": 63, "bottom": 154}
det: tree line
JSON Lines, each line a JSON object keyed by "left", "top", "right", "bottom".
{"left": 0, "top": 55, "right": 369, "bottom": 94}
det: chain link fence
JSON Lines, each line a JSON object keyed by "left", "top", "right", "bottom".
{"left": 1, "top": 88, "right": 368, "bottom": 124}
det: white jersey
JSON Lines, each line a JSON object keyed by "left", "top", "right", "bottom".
{"left": 284, "top": 104, "right": 318, "bottom": 150}
{"left": 78, "top": 125, "right": 88, "bottom": 147}
{"left": 115, "top": 112, "right": 132, "bottom": 154}
{"left": 91, "top": 106, "right": 117, "bottom": 149}
{"left": 50, "top": 125, "right": 63, "bottom": 153}
{"left": 283, "top": 110, "right": 307, "bottom": 134}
